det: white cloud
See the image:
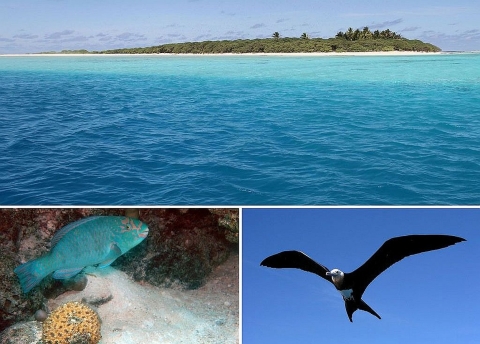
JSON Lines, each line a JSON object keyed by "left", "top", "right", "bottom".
{"left": 220, "top": 10, "right": 236, "bottom": 16}
{"left": 402, "top": 27, "right": 420, "bottom": 32}
{"left": 45, "top": 30, "right": 75, "bottom": 40}
{"left": 13, "top": 34, "right": 39, "bottom": 39}
{"left": 419, "top": 29, "right": 480, "bottom": 51}
{"left": 369, "top": 19, "right": 403, "bottom": 30}
{"left": 115, "top": 32, "right": 147, "bottom": 42}
{"left": 250, "top": 23, "right": 265, "bottom": 29}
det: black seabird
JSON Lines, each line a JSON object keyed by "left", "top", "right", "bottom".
{"left": 260, "top": 234, "right": 465, "bottom": 322}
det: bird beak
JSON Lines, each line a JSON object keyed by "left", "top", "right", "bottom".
{"left": 325, "top": 272, "right": 332, "bottom": 276}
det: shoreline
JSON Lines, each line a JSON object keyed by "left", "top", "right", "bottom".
{"left": 0, "top": 51, "right": 448, "bottom": 57}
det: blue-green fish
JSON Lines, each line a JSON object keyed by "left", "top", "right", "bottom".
{"left": 14, "top": 216, "right": 149, "bottom": 293}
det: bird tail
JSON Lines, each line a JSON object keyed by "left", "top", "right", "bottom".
{"left": 14, "top": 256, "right": 50, "bottom": 293}
{"left": 345, "top": 299, "right": 381, "bottom": 322}
{"left": 358, "top": 299, "right": 381, "bottom": 320}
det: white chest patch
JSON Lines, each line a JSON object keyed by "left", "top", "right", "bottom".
{"left": 339, "top": 289, "right": 353, "bottom": 300}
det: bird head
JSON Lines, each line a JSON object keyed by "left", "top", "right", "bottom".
{"left": 326, "top": 269, "right": 344, "bottom": 284}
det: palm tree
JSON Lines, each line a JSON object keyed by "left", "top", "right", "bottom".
{"left": 272, "top": 32, "right": 280, "bottom": 40}
{"left": 381, "top": 29, "right": 392, "bottom": 39}
{"left": 345, "top": 27, "right": 354, "bottom": 41}
{"left": 362, "top": 26, "right": 372, "bottom": 39}
{"left": 300, "top": 32, "right": 309, "bottom": 40}
{"left": 353, "top": 29, "right": 361, "bottom": 41}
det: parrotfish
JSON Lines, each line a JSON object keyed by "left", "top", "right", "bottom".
{"left": 14, "top": 216, "right": 149, "bottom": 293}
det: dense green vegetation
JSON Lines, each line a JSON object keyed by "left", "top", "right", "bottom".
{"left": 335, "top": 27, "right": 403, "bottom": 40}
{"left": 44, "top": 27, "right": 441, "bottom": 54}
{"left": 96, "top": 37, "right": 440, "bottom": 54}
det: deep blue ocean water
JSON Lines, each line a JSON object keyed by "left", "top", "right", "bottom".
{"left": 1, "top": 53, "right": 479, "bottom": 205}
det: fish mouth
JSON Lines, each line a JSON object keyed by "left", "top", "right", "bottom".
{"left": 139, "top": 231, "right": 149, "bottom": 238}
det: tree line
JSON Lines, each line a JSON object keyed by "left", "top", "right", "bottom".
{"left": 96, "top": 37, "right": 440, "bottom": 54}
{"left": 42, "top": 27, "right": 440, "bottom": 54}
{"left": 273, "top": 27, "right": 402, "bottom": 41}
{"left": 335, "top": 27, "right": 403, "bottom": 41}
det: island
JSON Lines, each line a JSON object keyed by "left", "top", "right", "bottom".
{"left": 45, "top": 27, "right": 441, "bottom": 54}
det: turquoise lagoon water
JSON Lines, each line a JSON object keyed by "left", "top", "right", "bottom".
{"left": 1, "top": 53, "right": 479, "bottom": 204}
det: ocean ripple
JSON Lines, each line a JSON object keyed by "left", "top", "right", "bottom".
{"left": 1, "top": 54, "right": 480, "bottom": 204}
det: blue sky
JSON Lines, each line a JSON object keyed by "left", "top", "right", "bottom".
{"left": 0, "top": 0, "right": 479, "bottom": 53}
{"left": 242, "top": 208, "right": 479, "bottom": 344}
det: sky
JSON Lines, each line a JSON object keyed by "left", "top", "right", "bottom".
{"left": 0, "top": 0, "right": 479, "bottom": 54}
{"left": 242, "top": 208, "right": 480, "bottom": 344}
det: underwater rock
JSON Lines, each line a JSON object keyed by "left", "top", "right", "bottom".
{"left": 124, "top": 208, "right": 139, "bottom": 219}
{"left": 34, "top": 309, "right": 48, "bottom": 322}
{"left": 0, "top": 232, "right": 43, "bottom": 333}
{"left": 65, "top": 275, "right": 89, "bottom": 292}
{"left": 0, "top": 321, "right": 42, "bottom": 344}
{"left": 81, "top": 293, "right": 113, "bottom": 308}
{"left": 115, "top": 208, "right": 237, "bottom": 289}
{"left": 43, "top": 274, "right": 89, "bottom": 300}
{"left": 209, "top": 208, "right": 239, "bottom": 244}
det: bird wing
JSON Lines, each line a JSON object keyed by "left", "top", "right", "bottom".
{"left": 347, "top": 234, "right": 465, "bottom": 297}
{"left": 260, "top": 250, "right": 333, "bottom": 284}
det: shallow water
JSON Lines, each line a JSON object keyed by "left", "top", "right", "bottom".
{"left": 1, "top": 53, "right": 479, "bottom": 204}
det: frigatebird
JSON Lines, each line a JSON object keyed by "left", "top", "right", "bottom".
{"left": 260, "top": 234, "right": 465, "bottom": 322}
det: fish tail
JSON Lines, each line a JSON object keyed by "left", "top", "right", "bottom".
{"left": 14, "top": 257, "right": 50, "bottom": 293}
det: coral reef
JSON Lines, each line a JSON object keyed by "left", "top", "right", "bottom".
{"left": 0, "top": 321, "right": 42, "bottom": 344}
{"left": 0, "top": 222, "right": 43, "bottom": 332}
{"left": 116, "top": 208, "right": 236, "bottom": 289}
{"left": 210, "top": 208, "right": 239, "bottom": 244}
{"left": 0, "top": 208, "right": 122, "bottom": 331}
{"left": 0, "top": 208, "right": 239, "bottom": 332}
{"left": 42, "top": 301, "right": 101, "bottom": 344}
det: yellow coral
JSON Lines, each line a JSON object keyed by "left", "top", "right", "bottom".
{"left": 42, "top": 301, "right": 101, "bottom": 344}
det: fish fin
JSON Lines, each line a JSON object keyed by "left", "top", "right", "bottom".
{"left": 14, "top": 258, "right": 48, "bottom": 293}
{"left": 97, "top": 243, "right": 123, "bottom": 268}
{"left": 53, "top": 267, "right": 84, "bottom": 279}
{"left": 51, "top": 216, "right": 101, "bottom": 248}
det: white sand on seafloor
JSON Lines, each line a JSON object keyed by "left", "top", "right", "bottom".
{"left": 47, "top": 253, "right": 239, "bottom": 344}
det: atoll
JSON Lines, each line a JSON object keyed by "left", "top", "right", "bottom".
{"left": 42, "top": 301, "right": 101, "bottom": 344}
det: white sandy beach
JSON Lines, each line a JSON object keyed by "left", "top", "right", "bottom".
{"left": 0, "top": 51, "right": 444, "bottom": 57}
